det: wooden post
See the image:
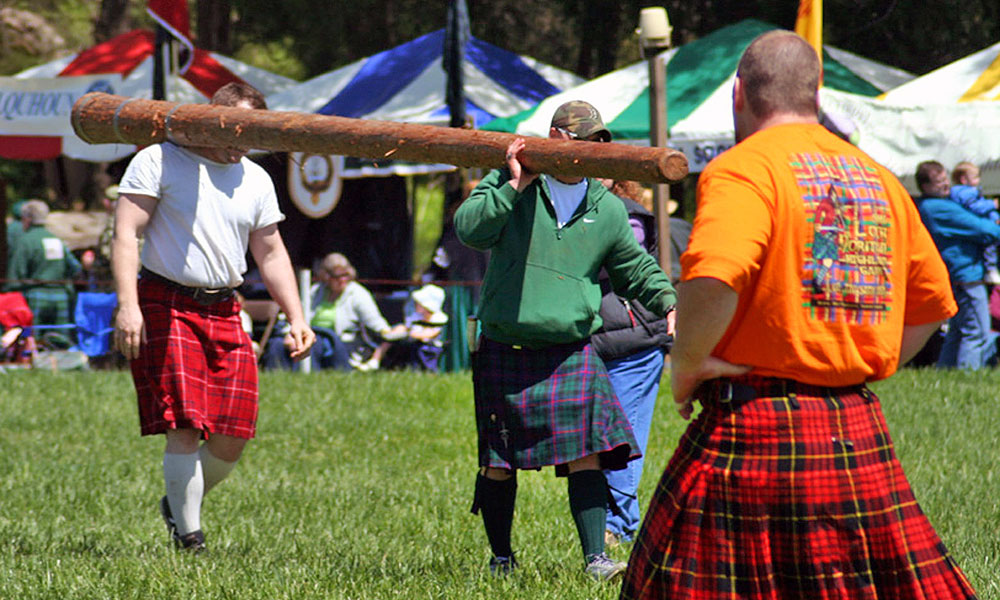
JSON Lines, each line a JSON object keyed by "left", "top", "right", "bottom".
{"left": 71, "top": 93, "right": 689, "bottom": 185}
{"left": 648, "top": 53, "right": 672, "bottom": 275}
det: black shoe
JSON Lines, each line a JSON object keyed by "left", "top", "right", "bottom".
{"left": 159, "top": 496, "right": 178, "bottom": 542}
{"left": 176, "top": 529, "right": 207, "bottom": 553}
{"left": 488, "top": 554, "right": 517, "bottom": 576}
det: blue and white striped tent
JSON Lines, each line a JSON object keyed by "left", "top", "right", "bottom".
{"left": 267, "top": 29, "right": 582, "bottom": 128}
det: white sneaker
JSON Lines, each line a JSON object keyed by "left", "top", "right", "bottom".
{"left": 355, "top": 357, "right": 380, "bottom": 372}
{"left": 584, "top": 552, "right": 627, "bottom": 580}
{"left": 985, "top": 268, "right": 1000, "bottom": 285}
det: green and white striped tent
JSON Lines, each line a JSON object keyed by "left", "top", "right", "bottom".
{"left": 482, "top": 19, "right": 913, "bottom": 172}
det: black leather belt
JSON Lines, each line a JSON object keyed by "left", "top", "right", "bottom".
{"left": 695, "top": 376, "right": 870, "bottom": 408}
{"left": 140, "top": 267, "right": 235, "bottom": 305}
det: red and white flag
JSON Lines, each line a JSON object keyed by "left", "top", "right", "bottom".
{"left": 147, "top": 0, "right": 195, "bottom": 73}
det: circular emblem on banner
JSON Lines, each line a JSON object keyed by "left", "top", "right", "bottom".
{"left": 86, "top": 79, "right": 116, "bottom": 95}
{"left": 288, "top": 152, "right": 343, "bottom": 219}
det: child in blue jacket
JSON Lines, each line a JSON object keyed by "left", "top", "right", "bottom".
{"left": 951, "top": 161, "right": 1000, "bottom": 285}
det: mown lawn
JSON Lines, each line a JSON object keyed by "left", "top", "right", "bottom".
{"left": 0, "top": 367, "right": 997, "bottom": 599}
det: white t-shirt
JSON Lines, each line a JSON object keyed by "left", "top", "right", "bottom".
{"left": 118, "top": 142, "right": 283, "bottom": 288}
{"left": 543, "top": 174, "right": 588, "bottom": 227}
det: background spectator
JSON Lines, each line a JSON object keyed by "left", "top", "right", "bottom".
{"left": 4, "top": 200, "right": 81, "bottom": 331}
{"left": 358, "top": 283, "right": 448, "bottom": 372}
{"left": 916, "top": 160, "right": 1000, "bottom": 369}
{"left": 262, "top": 252, "right": 403, "bottom": 371}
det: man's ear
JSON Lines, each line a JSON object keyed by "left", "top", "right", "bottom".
{"left": 732, "top": 76, "right": 745, "bottom": 113}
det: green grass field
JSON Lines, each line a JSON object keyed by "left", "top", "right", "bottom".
{"left": 1, "top": 367, "right": 997, "bottom": 599}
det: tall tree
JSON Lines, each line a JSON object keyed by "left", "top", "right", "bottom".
{"left": 574, "top": 0, "right": 624, "bottom": 78}
{"left": 197, "top": 0, "right": 232, "bottom": 52}
{"left": 94, "top": 0, "right": 131, "bottom": 43}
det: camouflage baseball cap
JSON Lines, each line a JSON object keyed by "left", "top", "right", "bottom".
{"left": 550, "top": 100, "right": 611, "bottom": 142}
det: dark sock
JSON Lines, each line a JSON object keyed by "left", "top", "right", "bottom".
{"left": 474, "top": 473, "right": 517, "bottom": 558}
{"left": 568, "top": 469, "right": 607, "bottom": 560}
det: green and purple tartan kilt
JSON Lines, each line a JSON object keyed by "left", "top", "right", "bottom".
{"left": 23, "top": 287, "right": 74, "bottom": 326}
{"left": 621, "top": 375, "right": 979, "bottom": 600}
{"left": 472, "top": 336, "right": 639, "bottom": 474}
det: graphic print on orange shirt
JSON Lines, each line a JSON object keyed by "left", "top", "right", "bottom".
{"left": 796, "top": 153, "right": 891, "bottom": 324}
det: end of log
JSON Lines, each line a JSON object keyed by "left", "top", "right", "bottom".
{"left": 658, "top": 149, "right": 689, "bottom": 183}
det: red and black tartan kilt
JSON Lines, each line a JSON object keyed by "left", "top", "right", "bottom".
{"left": 472, "top": 336, "right": 639, "bottom": 474}
{"left": 621, "top": 375, "right": 978, "bottom": 600}
{"left": 132, "top": 278, "right": 259, "bottom": 439}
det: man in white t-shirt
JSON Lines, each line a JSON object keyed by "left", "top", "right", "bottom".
{"left": 112, "top": 82, "right": 315, "bottom": 552}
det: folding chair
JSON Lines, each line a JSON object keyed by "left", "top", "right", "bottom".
{"left": 73, "top": 292, "right": 117, "bottom": 358}
{"left": 241, "top": 299, "right": 281, "bottom": 359}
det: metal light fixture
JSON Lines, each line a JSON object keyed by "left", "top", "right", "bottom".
{"left": 638, "top": 7, "right": 673, "bottom": 55}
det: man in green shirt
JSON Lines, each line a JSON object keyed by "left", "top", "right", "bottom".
{"left": 5, "top": 200, "right": 81, "bottom": 327}
{"left": 455, "top": 101, "right": 676, "bottom": 579}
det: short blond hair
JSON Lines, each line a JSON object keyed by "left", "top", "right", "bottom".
{"left": 320, "top": 252, "right": 356, "bottom": 279}
{"left": 951, "top": 161, "right": 979, "bottom": 184}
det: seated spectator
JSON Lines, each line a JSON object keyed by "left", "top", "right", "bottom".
{"left": 261, "top": 252, "right": 404, "bottom": 371}
{"left": 4, "top": 200, "right": 81, "bottom": 331}
{"left": 353, "top": 284, "right": 449, "bottom": 371}
{"left": 0, "top": 291, "right": 34, "bottom": 364}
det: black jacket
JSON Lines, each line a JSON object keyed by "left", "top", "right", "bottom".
{"left": 590, "top": 196, "right": 672, "bottom": 362}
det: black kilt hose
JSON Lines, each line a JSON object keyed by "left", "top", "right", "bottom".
{"left": 621, "top": 375, "right": 978, "bottom": 600}
{"left": 472, "top": 337, "right": 640, "bottom": 474}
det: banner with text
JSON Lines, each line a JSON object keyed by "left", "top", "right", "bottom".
{"left": 0, "top": 74, "right": 123, "bottom": 136}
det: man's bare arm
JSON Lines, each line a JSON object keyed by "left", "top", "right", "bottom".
{"left": 248, "top": 224, "right": 315, "bottom": 359}
{"left": 111, "top": 193, "right": 156, "bottom": 360}
{"left": 900, "top": 321, "right": 946, "bottom": 366}
{"left": 670, "top": 277, "right": 751, "bottom": 419}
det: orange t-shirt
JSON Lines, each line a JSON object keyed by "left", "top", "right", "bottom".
{"left": 682, "top": 123, "right": 956, "bottom": 385}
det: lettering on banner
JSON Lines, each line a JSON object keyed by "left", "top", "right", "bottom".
{"left": 0, "top": 91, "right": 74, "bottom": 120}
{"left": 0, "top": 77, "right": 116, "bottom": 132}
{"left": 692, "top": 143, "right": 734, "bottom": 167}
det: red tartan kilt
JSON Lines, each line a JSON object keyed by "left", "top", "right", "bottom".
{"left": 621, "top": 376, "right": 978, "bottom": 600}
{"left": 132, "top": 278, "right": 258, "bottom": 439}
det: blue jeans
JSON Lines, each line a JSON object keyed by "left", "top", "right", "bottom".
{"left": 260, "top": 327, "right": 353, "bottom": 371}
{"left": 603, "top": 346, "right": 665, "bottom": 540}
{"left": 937, "top": 282, "right": 998, "bottom": 369}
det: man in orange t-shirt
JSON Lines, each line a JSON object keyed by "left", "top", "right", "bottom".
{"left": 620, "top": 31, "right": 977, "bottom": 600}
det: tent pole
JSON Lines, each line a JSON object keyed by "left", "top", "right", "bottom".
{"left": 153, "top": 26, "right": 169, "bottom": 101}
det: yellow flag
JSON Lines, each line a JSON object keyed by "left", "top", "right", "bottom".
{"left": 795, "top": 0, "right": 823, "bottom": 65}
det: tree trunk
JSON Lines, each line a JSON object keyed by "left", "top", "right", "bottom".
{"left": 197, "top": 0, "right": 232, "bottom": 53}
{"left": 94, "top": 0, "right": 130, "bottom": 43}
{"left": 575, "top": 0, "right": 622, "bottom": 78}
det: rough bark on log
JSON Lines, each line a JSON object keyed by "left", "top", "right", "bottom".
{"left": 71, "top": 93, "right": 689, "bottom": 184}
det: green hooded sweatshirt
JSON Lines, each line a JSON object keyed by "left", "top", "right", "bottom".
{"left": 455, "top": 169, "right": 675, "bottom": 349}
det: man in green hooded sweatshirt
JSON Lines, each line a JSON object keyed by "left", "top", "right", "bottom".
{"left": 456, "top": 100, "right": 676, "bottom": 580}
